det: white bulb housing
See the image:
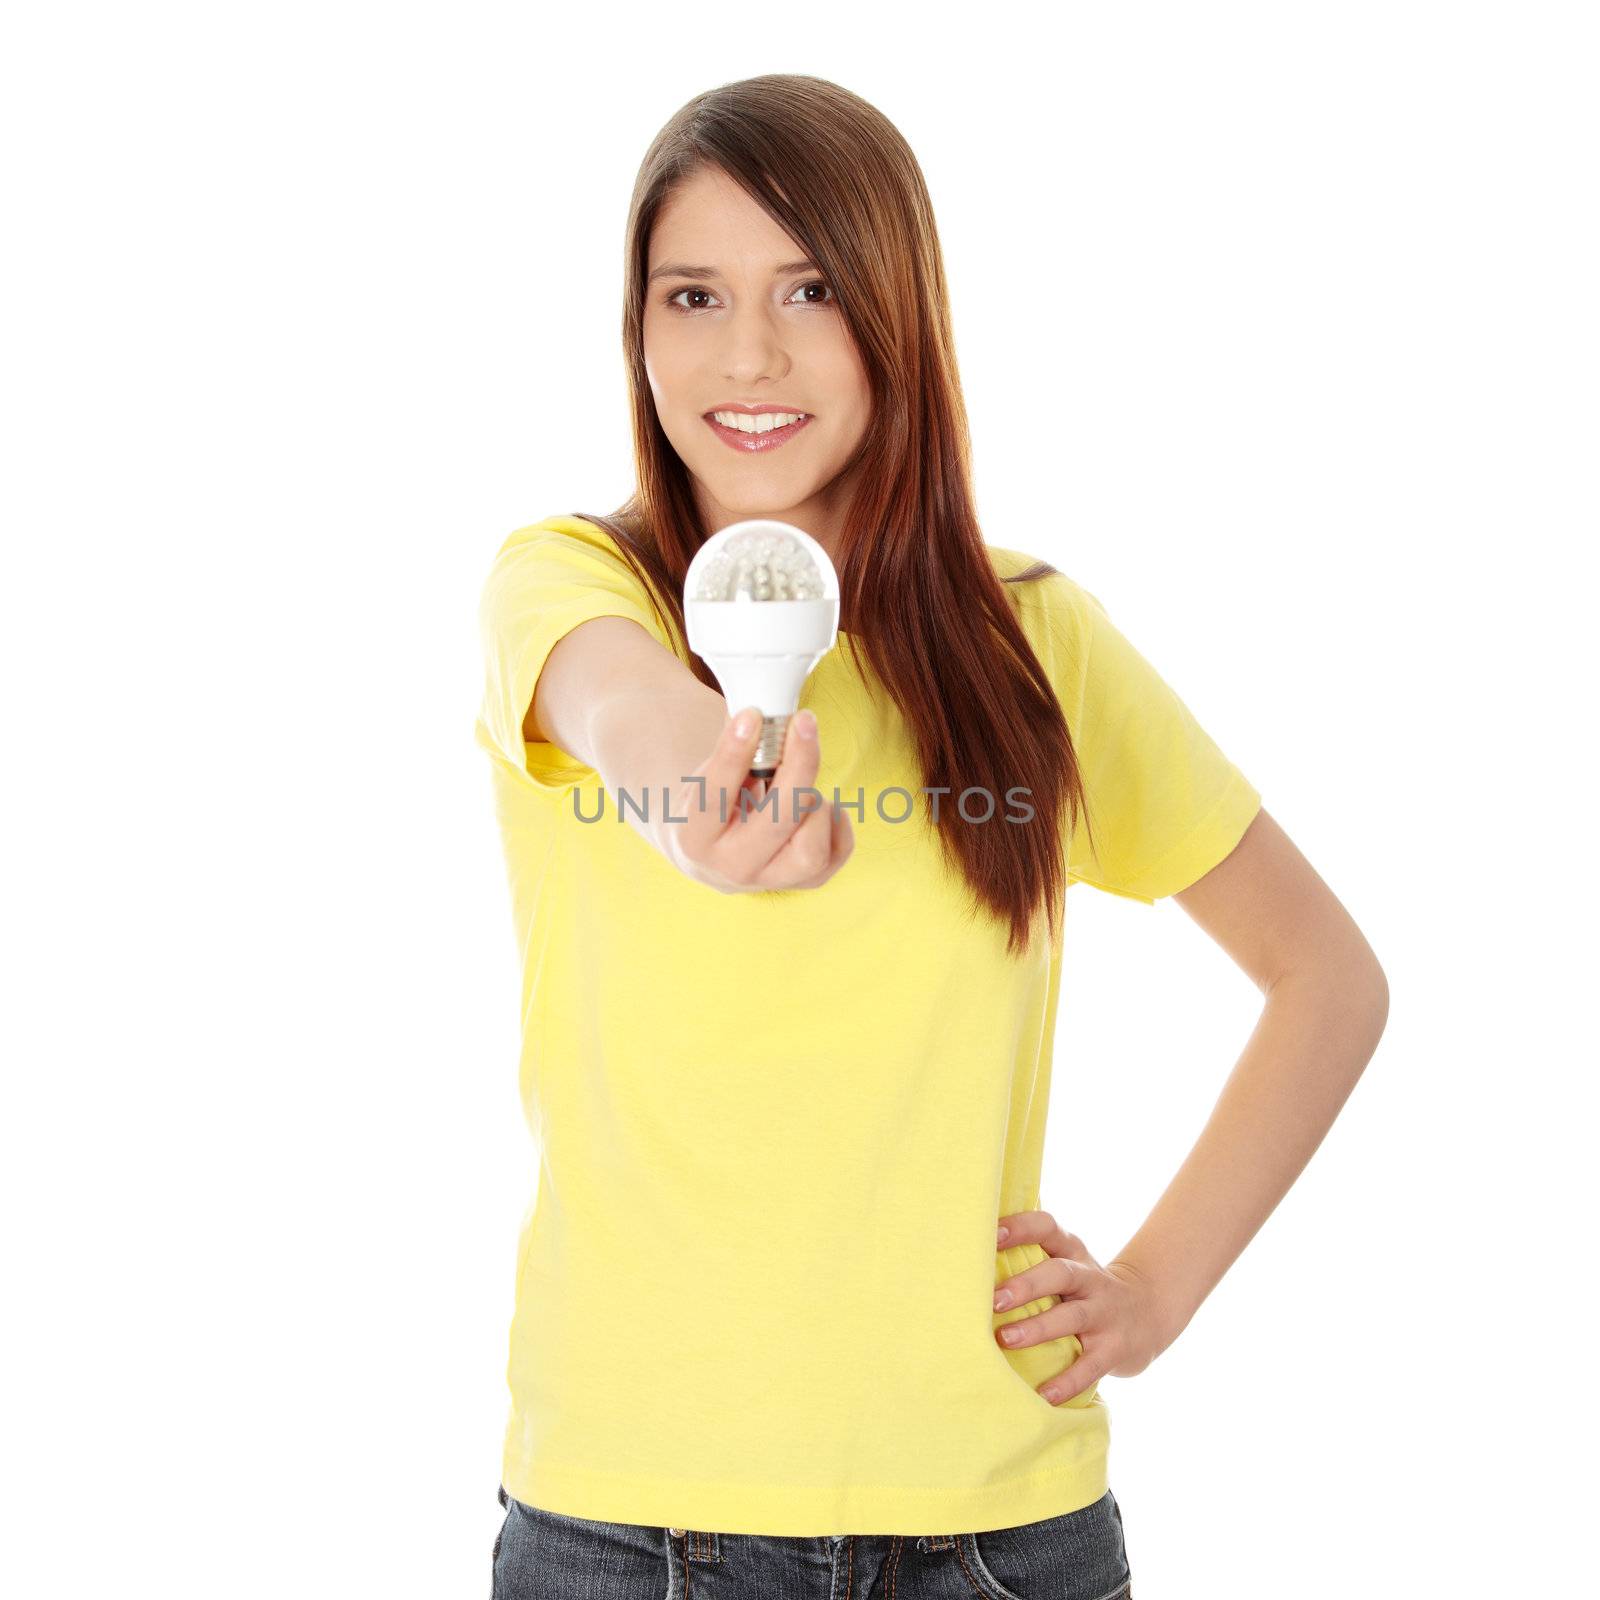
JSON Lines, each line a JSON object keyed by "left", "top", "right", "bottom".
{"left": 683, "top": 519, "right": 841, "bottom": 778}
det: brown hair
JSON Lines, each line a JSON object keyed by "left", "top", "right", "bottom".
{"left": 579, "top": 73, "right": 1093, "bottom": 957}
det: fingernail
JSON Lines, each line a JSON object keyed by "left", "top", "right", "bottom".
{"left": 997, "top": 1225, "right": 1010, "bottom": 1244}
{"left": 734, "top": 711, "right": 755, "bottom": 738}
{"left": 796, "top": 709, "right": 817, "bottom": 739}
{"left": 993, "top": 1288, "right": 1013, "bottom": 1310}
{"left": 1040, "top": 1386, "right": 1060, "bottom": 1404}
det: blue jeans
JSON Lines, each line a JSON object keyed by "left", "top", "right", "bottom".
{"left": 490, "top": 1484, "right": 1133, "bottom": 1599}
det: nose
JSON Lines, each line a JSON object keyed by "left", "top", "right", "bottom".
{"left": 718, "top": 301, "right": 791, "bottom": 387}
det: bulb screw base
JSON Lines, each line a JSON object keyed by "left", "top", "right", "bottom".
{"left": 750, "top": 714, "right": 789, "bottom": 779}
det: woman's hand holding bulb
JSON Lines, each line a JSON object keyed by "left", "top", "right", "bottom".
{"left": 661, "top": 703, "right": 854, "bottom": 894}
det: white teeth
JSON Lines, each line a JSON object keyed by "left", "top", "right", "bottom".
{"left": 711, "top": 410, "right": 806, "bottom": 433}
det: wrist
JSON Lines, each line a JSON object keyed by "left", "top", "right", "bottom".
{"left": 591, "top": 684, "right": 727, "bottom": 847}
{"left": 1108, "top": 1255, "right": 1193, "bottom": 1357}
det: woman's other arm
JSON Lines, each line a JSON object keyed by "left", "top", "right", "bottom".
{"left": 1108, "top": 805, "right": 1390, "bottom": 1349}
{"left": 993, "top": 808, "right": 1386, "bottom": 1403}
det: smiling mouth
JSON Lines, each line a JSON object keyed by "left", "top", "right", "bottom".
{"left": 704, "top": 412, "right": 814, "bottom": 454}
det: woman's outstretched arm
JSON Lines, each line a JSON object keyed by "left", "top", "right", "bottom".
{"left": 527, "top": 613, "right": 725, "bottom": 798}
{"left": 528, "top": 613, "right": 854, "bottom": 890}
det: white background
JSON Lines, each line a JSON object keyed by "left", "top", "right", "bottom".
{"left": 3, "top": 3, "right": 1594, "bottom": 1595}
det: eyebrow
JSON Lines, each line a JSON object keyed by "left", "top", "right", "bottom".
{"left": 646, "top": 258, "right": 819, "bottom": 284}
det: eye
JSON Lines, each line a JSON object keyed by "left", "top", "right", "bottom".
{"left": 662, "top": 280, "right": 836, "bottom": 315}
{"left": 666, "top": 286, "right": 718, "bottom": 313}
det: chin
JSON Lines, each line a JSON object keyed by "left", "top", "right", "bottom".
{"left": 722, "top": 489, "right": 815, "bottom": 522}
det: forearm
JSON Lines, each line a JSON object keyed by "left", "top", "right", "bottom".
{"left": 1110, "top": 959, "right": 1389, "bottom": 1351}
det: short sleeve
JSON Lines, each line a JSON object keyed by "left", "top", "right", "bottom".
{"left": 474, "top": 514, "right": 673, "bottom": 793}
{"left": 1046, "top": 576, "right": 1261, "bottom": 904}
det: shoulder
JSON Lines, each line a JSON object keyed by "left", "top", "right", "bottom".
{"left": 491, "top": 511, "right": 627, "bottom": 564}
{"left": 984, "top": 544, "right": 1104, "bottom": 650}
{"left": 479, "top": 510, "right": 678, "bottom": 655}
{"left": 481, "top": 512, "right": 653, "bottom": 600}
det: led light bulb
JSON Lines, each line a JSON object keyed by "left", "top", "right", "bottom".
{"left": 683, "top": 519, "right": 841, "bottom": 779}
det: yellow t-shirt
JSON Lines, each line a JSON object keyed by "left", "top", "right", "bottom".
{"left": 474, "top": 513, "right": 1261, "bottom": 1536}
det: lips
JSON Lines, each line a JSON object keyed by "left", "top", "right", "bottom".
{"left": 704, "top": 413, "right": 814, "bottom": 454}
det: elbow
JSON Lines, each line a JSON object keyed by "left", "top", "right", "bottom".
{"left": 1282, "top": 947, "right": 1390, "bottom": 1059}
{"left": 1335, "top": 926, "right": 1390, "bottom": 1045}
{"left": 1355, "top": 956, "right": 1390, "bottom": 1060}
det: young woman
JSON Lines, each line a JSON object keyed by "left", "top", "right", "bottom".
{"left": 476, "top": 73, "right": 1387, "bottom": 1600}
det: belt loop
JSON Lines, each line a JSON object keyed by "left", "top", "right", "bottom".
{"left": 671, "top": 1528, "right": 721, "bottom": 1563}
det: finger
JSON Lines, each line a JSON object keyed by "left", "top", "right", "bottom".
{"left": 996, "top": 1209, "right": 1050, "bottom": 1246}
{"left": 821, "top": 797, "right": 854, "bottom": 875}
{"left": 994, "top": 1296, "right": 1091, "bottom": 1350}
{"left": 781, "top": 797, "right": 856, "bottom": 889}
{"left": 734, "top": 773, "right": 769, "bottom": 813}
{"left": 716, "top": 709, "right": 823, "bottom": 878}
{"left": 766, "top": 706, "right": 822, "bottom": 796}
{"left": 1040, "top": 1348, "right": 1105, "bottom": 1406}
{"left": 994, "top": 1254, "right": 1087, "bottom": 1313}
{"left": 752, "top": 789, "right": 837, "bottom": 889}
{"left": 997, "top": 1211, "right": 1094, "bottom": 1267}
{"left": 676, "top": 707, "right": 765, "bottom": 854}
{"left": 743, "top": 706, "right": 823, "bottom": 844}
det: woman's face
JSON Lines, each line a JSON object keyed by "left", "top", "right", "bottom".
{"left": 643, "top": 164, "right": 871, "bottom": 557}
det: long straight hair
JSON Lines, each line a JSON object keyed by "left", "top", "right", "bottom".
{"left": 579, "top": 73, "right": 1094, "bottom": 958}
